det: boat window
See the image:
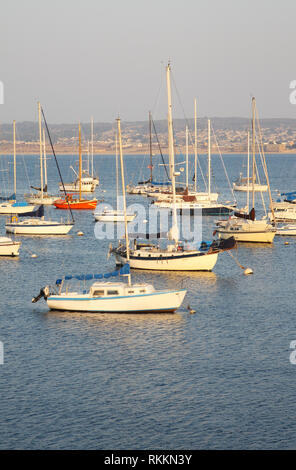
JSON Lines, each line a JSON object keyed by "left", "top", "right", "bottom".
{"left": 127, "top": 290, "right": 134, "bottom": 294}
{"left": 107, "top": 290, "right": 119, "bottom": 295}
{"left": 140, "top": 289, "right": 146, "bottom": 293}
{"left": 93, "top": 290, "right": 105, "bottom": 297}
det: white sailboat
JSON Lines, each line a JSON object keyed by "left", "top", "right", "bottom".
{"left": 153, "top": 119, "right": 234, "bottom": 216}
{"left": 233, "top": 174, "right": 267, "bottom": 192}
{"left": 0, "top": 121, "right": 37, "bottom": 215}
{"left": 58, "top": 117, "right": 99, "bottom": 193}
{"left": 111, "top": 63, "right": 236, "bottom": 271}
{"left": 216, "top": 98, "right": 276, "bottom": 244}
{"left": 0, "top": 236, "right": 21, "bottom": 256}
{"left": 32, "top": 117, "right": 187, "bottom": 313}
{"left": 233, "top": 147, "right": 267, "bottom": 193}
{"left": 6, "top": 103, "right": 74, "bottom": 236}
{"left": 25, "top": 129, "right": 59, "bottom": 205}
{"left": 94, "top": 132, "right": 135, "bottom": 223}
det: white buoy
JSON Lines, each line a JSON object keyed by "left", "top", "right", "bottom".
{"left": 77, "top": 231, "right": 84, "bottom": 236}
{"left": 244, "top": 268, "right": 253, "bottom": 275}
{"left": 31, "top": 254, "right": 37, "bottom": 258}
{"left": 285, "top": 241, "right": 289, "bottom": 245}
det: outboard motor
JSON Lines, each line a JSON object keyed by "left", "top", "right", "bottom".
{"left": 32, "top": 286, "right": 50, "bottom": 303}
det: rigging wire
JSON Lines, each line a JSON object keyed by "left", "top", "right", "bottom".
{"left": 170, "top": 70, "right": 207, "bottom": 189}
{"left": 210, "top": 123, "right": 237, "bottom": 204}
{"left": 41, "top": 106, "right": 75, "bottom": 224}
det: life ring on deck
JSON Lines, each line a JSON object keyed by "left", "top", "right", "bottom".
{"left": 12, "top": 216, "right": 18, "bottom": 223}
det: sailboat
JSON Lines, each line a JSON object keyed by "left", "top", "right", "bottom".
{"left": 152, "top": 119, "right": 234, "bottom": 215}
{"left": 233, "top": 174, "right": 267, "bottom": 192}
{"left": 0, "top": 121, "right": 37, "bottom": 215}
{"left": 215, "top": 98, "right": 276, "bottom": 244}
{"left": 58, "top": 118, "right": 99, "bottom": 193}
{"left": 54, "top": 123, "right": 98, "bottom": 210}
{"left": 233, "top": 140, "right": 267, "bottom": 192}
{"left": 126, "top": 112, "right": 169, "bottom": 196}
{"left": 25, "top": 128, "right": 58, "bottom": 205}
{"left": 0, "top": 236, "right": 21, "bottom": 256}
{"left": 32, "top": 117, "right": 187, "bottom": 313}
{"left": 111, "top": 63, "right": 236, "bottom": 271}
{"left": 94, "top": 132, "right": 136, "bottom": 222}
{"left": 6, "top": 103, "right": 74, "bottom": 235}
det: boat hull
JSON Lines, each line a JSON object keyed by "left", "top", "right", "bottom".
{"left": 233, "top": 184, "right": 268, "bottom": 192}
{"left": 217, "top": 229, "right": 276, "bottom": 243}
{"left": 0, "top": 203, "right": 37, "bottom": 215}
{"left": 24, "top": 195, "right": 58, "bottom": 205}
{"left": 54, "top": 199, "right": 97, "bottom": 210}
{"left": 113, "top": 250, "right": 219, "bottom": 271}
{"left": 269, "top": 211, "right": 296, "bottom": 222}
{"left": 276, "top": 225, "right": 296, "bottom": 236}
{"left": 46, "top": 289, "right": 187, "bottom": 313}
{"left": 0, "top": 238, "right": 21, "bottom": 256}
{"left": 94, "top": 212, "right": 135, "bottom": 222}
{"left": 154, "top": 202, "right": 233, "bottom": 216}
{"left": 6, "top": 222, "right": 73, "bottom": 235}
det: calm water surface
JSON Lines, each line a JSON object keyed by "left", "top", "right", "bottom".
{"left": 0, "top": 153, "right": 296, "bottom": 449}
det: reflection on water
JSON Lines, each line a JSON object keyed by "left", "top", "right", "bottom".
{"left": 43, "top": 309, "right": 184, "bottom": 325}
{"left": 2, "top": 154, "right": 296, "bottom": 450}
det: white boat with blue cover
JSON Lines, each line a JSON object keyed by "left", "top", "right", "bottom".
{"left": 32, "top": 264, "right": 186, "bottom": 313}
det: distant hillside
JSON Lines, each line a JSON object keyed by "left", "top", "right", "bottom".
{"left": 1, "top": 117, "right": 296, "bottom": 143}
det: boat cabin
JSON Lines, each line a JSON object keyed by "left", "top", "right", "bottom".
{"left": 89, "top": 282, "right": 155, "bottom": 298}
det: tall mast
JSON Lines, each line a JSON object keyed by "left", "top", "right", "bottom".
{"left": 87, "top": 141, "right": 90, "bottom": 174}
{"left": 194, "top": 98, "right": 197, "bottom": 192}
{"left": 115, "top": 130, "right": 119, "bottom": 210}
{"left": 252, "top": 97, "right": 256, "bottom": 210}
{"left": 149, "top": 111, "right": 153, "bottom": 182}
{"left": 185, "top": 125, "right": 189, "bottom": 190}
{"left": 38, "top": 102, "right": 44, "bottom": 200}
{"left": 208, "top": 119, "right": 211, "bottom": 197}
{"left": 166, "top": 62, "right": 178, "bottom": 242}
{"left": 117, "top": 117, "right": 131, "bottom": 286}
{"left": 91, "top": 116, "right": 94, "bottom": 177}
{"left": 13, "top": 120, "right": 16, "bottom": 199}
{"left": 79, "top": 123, "right": 82, "bottom": 201}
{"left": 43, "top": 128, "right": 47, "bottom": 194}
{"left": 247, "top": 130, "right": 250, "bottom": 212}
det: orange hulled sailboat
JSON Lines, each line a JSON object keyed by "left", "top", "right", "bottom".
{"left": 54, "top": 123, "right": 98, "bottom": 210}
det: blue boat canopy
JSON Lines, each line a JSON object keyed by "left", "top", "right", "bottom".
{"left": 151, "top": 181, "right": 171, "bottom": 186}
{"left": 281, "top": 191, "right": 296, "bottom": 197}
{"left": 55, "top": 263, "right": 130, "bottom": 285}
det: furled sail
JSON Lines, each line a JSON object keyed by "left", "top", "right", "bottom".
{"left": 55, "top": 263, "right": 130, "bottom": 285}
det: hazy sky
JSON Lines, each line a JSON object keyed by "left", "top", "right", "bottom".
{"left": 1, "top": 0, "right": 296, "bottom": 123}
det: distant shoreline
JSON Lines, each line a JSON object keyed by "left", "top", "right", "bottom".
{"left": 1, "top": 146, "right": 296, "bottom": 156}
